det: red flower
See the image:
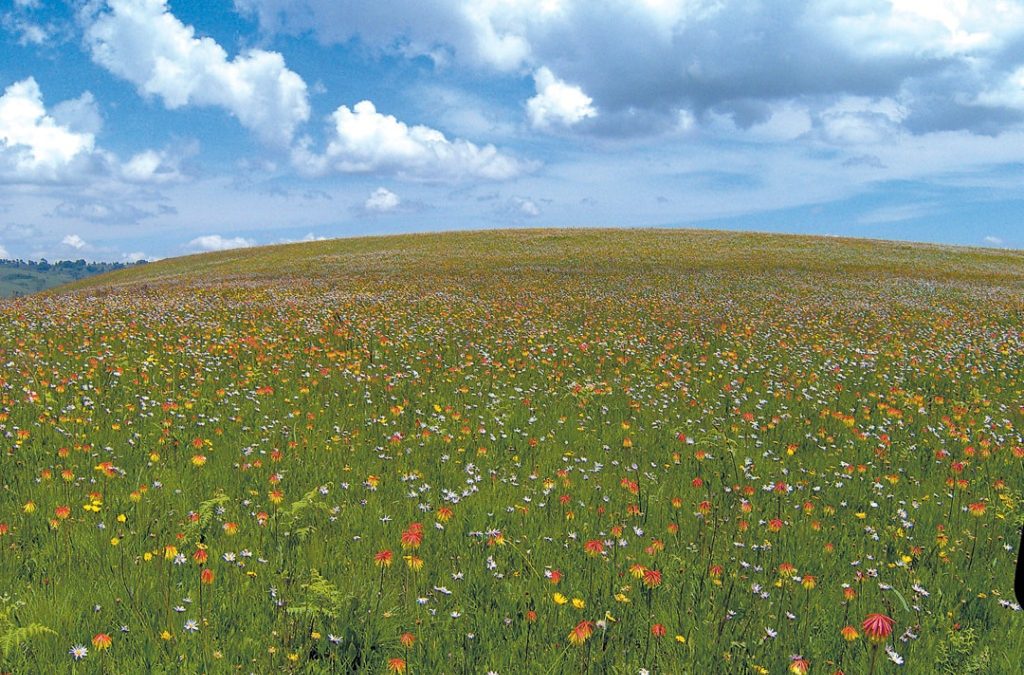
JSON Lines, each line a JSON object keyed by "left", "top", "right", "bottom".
{"left": 568, "top": 620, "right": 594, "bottom": 646}
{"left": 642, "top": 568, "right": 663, "bottom": 588}
{"left": 861, "top": 613, "right": 894, "bottom": 643}
{"left": 583, "top": 539, "right": 604, "bottom": 557}
{"left": 651, "top": 623, "right": 666, "bottom": 638}
{"left": 375, "top": 549, "right": 394, "bottom": 567}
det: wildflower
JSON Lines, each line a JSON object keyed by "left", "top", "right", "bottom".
{"left": 583, "top": 539, "right": 604, "bottom": 557}
{"left": 553, "top": 592, "right": 568, "bottom": 605}
{"left": 841, "top": 625, "right": 859, "bottom": 641}
{"left": 400, "top": 632, "right": 416, "bottom": 648}
{"left": 375, "top": 549, "right": 394, "bottom": 567}
{"left": 651, "top": 623, "right": 666, "bottom": 638}
{"left": 183, "top": 619, "right": 199, "bottom": 632}
{"left": 788, "top": 655, "right": 809, "bottom": 675}
{"left": 642, "top": 568, "right": 663, "bottom": 588}
{"left": 387, "top": 657, "right": 407, "bottom": 673}
{"left": 91, "top": 633, "right": 112, "bottom": 651}
{"left": 68, "top": 644, "right": 88, "bottom": 660}
{"left": 568, "top": 620, "right": 594, "bottom": 646}
{"left": 968, "top": 502, "right": 986, "bottom": 517}
{"left": 200, "top": 568, "right": 215, "bottom": 585}
{"left": 862, "top": 613, "right": 895, "bottom": 643}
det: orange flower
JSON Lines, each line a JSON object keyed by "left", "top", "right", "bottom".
{"left": 583, "top": 539, "right": 604, "bottom": 557}
{"left": 387, "top": 657, "right": 407, "bottom": 673}
{"left": 223, "top": 522, "right": 238, "bottom": 535}
{"left": 861, "top": 613, "right": 894, "bottom": 643}
{"left": 801, "top": 575, "right": 817, "bottom": 590}
{"left": 399, "top": 632, "right": 416, "bottom": 648}
{"left": 567, "top": 620, "right": 594, "bottom": 646}
{"left": 767, "top": 518, "right": 784, "bottom": 533}
{"left": 193, "top": 548, "right": 208, "bottom": 564}
{"left": 642, "top": 568, "right": 663, "bottom": 589}
{"left": 55, "top": 505, "right": 71, "bottom": 520}
{"left": 651, "top": 623, "right": 666, "bottom": 638}
{"left": 375, "top": 549, "right": 393, "bottom": 567}
{"left": 789, "top": 655, "right": 809, "bottom": 675}
{"left": 841, "top": 625, "right": 860, "bottom": 641}
{"left": 191, "top": 454, "right": 207, "bottom": 467}
{"left": 400, "top": 527, "right": 423, "bottom": 550}
{"left": 968, "top": 502, "right": 986, "bottom": 517}
{"left": 92, "top": 633, "right": 112, "bottom": 651}
{"left": 436, "top": 507, "right": 453, "bottom": 523}
{"left": 200, "top": 568, "right": 215, "bottom": 585}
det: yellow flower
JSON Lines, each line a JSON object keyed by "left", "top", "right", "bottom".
{"left": 614, "top": 593, "right": 631, "bottom": 603}
{"left": 675, "top": 634, "right": 687, "bottom": 644}
{"left": 110, "top": 537, "right": 120, "bottom": 546}
{"left": 117, "top": 513, "right": 127, "bottom": 523}
{"left": 571, "top": 597, "right": 585, "bottom": 609}
{"left": 23, "top": 501, "right": 36, "bottom": 514}
{"left": 160, "top": 630, "right": 172, "bottom": 641}
{"left": 553, "top": 592, "right": 568, "bottom": 605}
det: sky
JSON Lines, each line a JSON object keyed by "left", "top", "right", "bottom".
{"left": 2, "top": 0, "right": 1024, "bottom": 261}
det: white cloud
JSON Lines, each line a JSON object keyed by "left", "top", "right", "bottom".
{"left": 236, "top": 0, "right": 1024, "bottom": 139}
{"left": 819, "top": 97, "right": 908, "bottom": 146}
{"left": 517, "top": 197, "right": 540, "bottom": 217}
{"left": 51, "top": 92, "right": 103, "bottom": 136}
{"left": 293, "top": 100, "right": 528, "bottom": 180}
{"left": 0, "top": 243, "right": 9, "bottom": 259}
{"left": 0, "top": 78, "right": 96, "bottom": 178}
{"left": 85, "top": 0, "right": 310, "bottom": 145}
{"left": 984, "top": 235, "right": 1004, "bottom": 245}
{"left": 0, "top": 76, "right": 186, "bottom": 185}
{"left": 365, "top": 186, "right": 400, "bottom": 212}
{"left": 187, "top": 234, "right": 255, "bottom": 251}
{"left": 61, "top": 233, "right": 87, "bottom": 249}
{"left": 527, "top": 67, "right": 596, "bottom": 130}
{"left": 121, "top": 251, "right": 147, "bottom": 262}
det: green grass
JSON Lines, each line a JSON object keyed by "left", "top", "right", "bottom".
{"left": 3, "top": 227, "right": 1023, "bottom": 673}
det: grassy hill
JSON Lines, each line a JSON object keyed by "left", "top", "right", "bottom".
{"left": 61, "top": 228, "right": 1024, "bottom": 294}
{"left": 3, "top": 228, "right": 1023, "bottom": 673}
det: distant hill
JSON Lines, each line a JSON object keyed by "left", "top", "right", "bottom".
{"left": 55, "top": 227, "right": 1024, "bottom": 295}
{"left": 0, "top": 258, "right": 148, "bottom": 297}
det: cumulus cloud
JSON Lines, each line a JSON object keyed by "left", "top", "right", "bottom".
{"left": 364, "top": 186, "right": 400, "bottom": 212}
{"left": 0, "top": 78, "right": 96, "bottom": 179}
{"left": 293, "top": 100, "right": 528, "bottom": 180}
{"left": 84, "top": 0, "right": 310, "bottom": 146}
{"left": 0, "top": 243, "right": 9, "bottom": 259}
{"left": 0, "top": 76, "right": 187, "bottom": 185}
{"left": 61, "top": 233, "right": 87, "bottom": 249}
{"left": 527, "top": 67, "right": 596, "bottom": 130}
{"left": 187, "top": 234, "right": 256, "bottom": 252}
{"left": 235, "top": 0, "right": 1024, "bottom": 140}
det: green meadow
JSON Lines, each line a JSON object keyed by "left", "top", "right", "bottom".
{"left": 1, "top": 228, "right": 1022, "bottom": 673}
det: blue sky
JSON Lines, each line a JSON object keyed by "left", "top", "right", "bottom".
{"left": 2, "top": 0, "right": 1024, "bottom": 261}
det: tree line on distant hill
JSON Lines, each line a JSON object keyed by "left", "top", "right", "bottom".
{"left": 0, "top": 258, "right": 148, "bottom": 297}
